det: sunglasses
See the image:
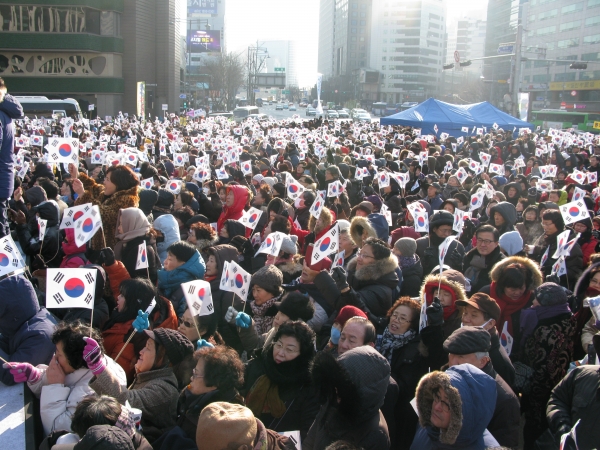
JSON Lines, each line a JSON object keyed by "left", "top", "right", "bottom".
{"left": 179, "top": 317, "right": 194, "bottom": 328}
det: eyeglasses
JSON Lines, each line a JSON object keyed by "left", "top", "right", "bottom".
{"left": 273, "top": 341, "right": 300, "bottom": 356}
{"left": 476, "top": 238, "right": 495, "bottom": 245}
{"left": 390, "top": 313, "right": 411, "bottom": 323}
{"left": 356, "top": 250, "right": 375, "bottom": 260}
{"left": 192, "top": 368, "right": 205, "bottom": 379}
{"left": 179, "top": 317, "right": 194, "bottom": 328}
{"left": 433, "top": 393, "right": 451, "bottom": 413}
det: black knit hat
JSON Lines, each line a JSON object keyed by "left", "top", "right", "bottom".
{"left": 535, "top": 282, "right": 567, "bottom": 306}
{"left": 443, "top": 326, "right": 491, "bottom": 355}
{"left": 251, "top": 265, "right": 284, "bottom": 296}
{"left": 275, "top": 292, "right": 315, "bottom": 322}
{"left": 144, "top": 329, "right": 194, "bottom": 366}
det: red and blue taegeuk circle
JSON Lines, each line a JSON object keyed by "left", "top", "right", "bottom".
{"left": 64, "top": 278, "right": 85, "bottom": 298}
{"left": 0, "top": 253, "right": 9, "bottom": 267}
{"left": 289, "top": 184, "right": 298, "bottom": 193}
{"left": 82, "top": 218, "right": 94, "bottom": 233}
{"left": 569, "top": 206, "right": 580, "bottom": 217}
{"left": 141, "top": 250, "right": 147, "bottom": 262}
{"left": 417, "top": 217, "right": 426, "bottom": 227}
{"left": 197, "top": 287, "right": 205, "bottom": 300}
{"left": 170, "top": 182, "right": 178, "bottom": 191}
{"left": 235, "top": 274, "right": 244, "bottom": 288}
{"left": 249, "top": 213, "right": 258, "bottom": 223}
{"left": 58, "top": 143, "right": 72, "bottom": 157}
{"left": 319, "top": 237, "right": 331, "bottom": 252}
{"left": 73, "top": 211, "right": 84, "bottom": 222}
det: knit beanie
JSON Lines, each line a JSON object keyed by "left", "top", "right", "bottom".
{"left": 144, "top": 329, "right": 194, "bottom": 366}
{"left": 138, "top": 189, "right": 158, "bottom": 216}
{"left": 251, "top": 265, "right": 284, "bottom": 296}
{"left": 395, "top": 237, "right": 417, "bottom": 257}
{"left": 535, "top": 282, "right": 567, "bottom": 306}
{"left": 275, "top": 292, "right": 315, "bottom": 322}
{"left": 279, "top": 234, "right": 298, "bottom": 255}
{"left": 334, "top": 305, "right": 368, "bottom": 327}
{"left": 196, "top": 402, "right": 257, "bottom": 450}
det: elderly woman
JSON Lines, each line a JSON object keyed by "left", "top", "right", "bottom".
{"left": 248, "top": 265, "right": 285, "bottom": 335}
{"left": 70, "top": 163, "right": 139, "bottom": 253}
{"left": 176, "top": 346, "right": 245, "bottom": 440}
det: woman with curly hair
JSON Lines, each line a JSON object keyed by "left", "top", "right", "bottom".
{"left": 187, "top": 221, "right": 219, "bottom": 261}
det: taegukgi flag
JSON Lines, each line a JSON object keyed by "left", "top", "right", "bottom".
{"left": 46, "top": 268, "right": 97, "bottom": 310}
{"left": 60, "top": 203, "right": 93, "bottom": 230}
{"left": 181, "top": 280, "right": 214, "bottom": 317}
{"left": 219, "top": 260, "right": 251, "bottom": 301}
{"left": 255, "top": 232, "right": 285, "bottom": 256}
{"left": 136, "top": 241, "right": 149, "bottom": 270}
{"left": 74, "top": 205, "right": 102, "bottom": 248}
{"left": 0, "top": 235, "right": 25, "bottom": 277}
{"left": 311, "top": 224, "right": 339, "bottom": 266}
{"left": 238, "top": 207, "right": 263, "bottom": 231}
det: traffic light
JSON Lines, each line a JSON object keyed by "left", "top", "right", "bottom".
{"left": 459, "top": 60, "right": 472, "bottom": 67}
{"left": 443, "top": 63, "right": 455, "bottom": 70}
{"left": 569, "top": 62, "right": 588, "bottom": 70}
{"left": 183, "top": 101, "right": 187, "bottom": 108}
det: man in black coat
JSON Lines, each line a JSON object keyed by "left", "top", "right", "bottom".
{"left": 462, "top": 224, "right": 506, "bottom": 294}
{"left": 444, "top": 327, "right": 521, "bottom": 449}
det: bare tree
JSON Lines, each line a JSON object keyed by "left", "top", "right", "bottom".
{"left": 203, "top": 52, "right": 246, "bottom": 111}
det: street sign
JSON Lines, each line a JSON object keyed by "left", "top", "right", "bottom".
{"left": 282, "top": 90, "right": 290, "bottom": 94}
{"left": 179, "top": 94, "right": 187, "bottom": 99}
{"left": 274, "top": 67, "right": 285, "bottom": 72}
{"left": 571, "top": 90, "right": 577, "bottom": 96}
{"left": 594, "top": 121, "right": 600, "bottom": 130}
{"left": 196, "top": 82, "right": 209, "bottom": 89}
{"left": 497, "top": 44, "right": 515, "bottom": 55}
{"left": 161, "top": 104, "right": 168, "bottom": 111}
{"left": 454, "top": 51, "right": 460, "bottom": 63}
{"left": 253, "top": 89, "right": 260, "bottom": 93}
{"left": 497, "top": 80, "right": 508, "bottom": 84}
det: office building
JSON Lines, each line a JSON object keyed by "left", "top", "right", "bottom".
{"left": 262, "top": 40, "right": 298, "bottom": 87}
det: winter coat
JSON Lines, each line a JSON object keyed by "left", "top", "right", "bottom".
{"left": 295, "top": 206, "right": 311, "bottom": 230}
{"left": 0, "top": 274, "right": 57, "bottom": 386}
{"left": 462, "top": 246, "right": 506, "bottom": 294}
{"left": 337, "top": 253, "right": 399, "bottom": 329}
{"left": 489, "top": 201, "right": 518, "bottom": 236}
{"left": 116, "top": 235, "right": 160, "bottom": 283}
{"left": 196, "top": 191, "right": 222, "bottom": 223}
{"left": 16, "top": 200, "right": 62, "bottom": 268}
{"left": 217, "top": 185, "right": 249, "bottom": 231}
{"left": 420, "top": 273, "right": 467, "bottom": 340}
{"left": 0, "top": 94, "right": 22, "bottom": 199}
{"left": 29, "top": 355, "right": 126, "bottom": 435}
{"left": 427, "top": 193, "right": 444, "bottom": 211}
{"left": 275, "top": 257, "right": 303, "bottom": 284}
{"left": 546, "top": 365, "right": 600, "bottom": 450}
{"left": 90, "top": 367, "right": 179, "bottom": 443}
{"left": 533, "top": 230, "right": 583, "bottom": 289}
{"left": 516, "top": 220, "right": 545, "bottom": 246}
{"left": 416, "top": 234, "right": 465, "bottom": 275}
{"left": 153, "top": 214, "right": 181, "bottom": 263}
{"left": 75, "top": 172, "right": 139, "bottom": 251}
{"left": 480, "top": 362, "right": 521, "bottom": 449}
{"left": 399, "top": 256, "right": 424, "bottom": 298}
{"left": 411, "top": 364, "right": 499, "bottom": 450}
{"left": 60, "top": 228, "right": 88, "bottom": 268}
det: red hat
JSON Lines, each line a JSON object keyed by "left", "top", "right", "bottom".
{"left": 335, "top": 305, "right": 367, "bottom": 327}
{"left": 305, "top": 244, "right": 332, "bottom": 271}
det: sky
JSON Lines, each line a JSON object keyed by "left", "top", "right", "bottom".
{"left": 179, "top": 0, "right": 488, "bottom": 88}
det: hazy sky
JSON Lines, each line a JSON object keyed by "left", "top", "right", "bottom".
{"left": 178, "top": 0, "right": 488, "bottom": 87}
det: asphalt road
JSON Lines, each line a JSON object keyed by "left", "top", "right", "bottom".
{"left": 258, "top": 103, "right": 313, "bottom": 121}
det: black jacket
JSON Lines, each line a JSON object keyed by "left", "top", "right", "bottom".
{"left": 398, "top": 257, "right": 424, "bottom": 298}
{"left": 416, "top": 234, "right": 465, "bottom": 275}
{"left": 462, "top": 246, "right": 506, "bottom": 294}
{"left": 118, "top": 235, "right": 160, "bottom": 284}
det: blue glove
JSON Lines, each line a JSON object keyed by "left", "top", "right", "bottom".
{"left": 235, "top": 312, "right": 251, "bottom": 328}
{"left": 196, "top": 339, "right": 214, "bottom": 350}
{"left": 132, "top": 310, "right": 149, "bottom": 332}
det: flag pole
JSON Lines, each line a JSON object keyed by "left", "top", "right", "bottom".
{"left": 146, "top": 266, "right": 150, "bottom": 280}
{"left": 114, "top": 330, "right": 136, "bottom": 362}
{"left": 89, "top": 306, "right": 94, "bottom": 338}
{"left": 192, "top": 314, "right": 203, "bottom": 341}
{"left": 0, "top": 355, "right": 14, "bottom": 367}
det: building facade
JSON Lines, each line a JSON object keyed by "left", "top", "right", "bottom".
{"left": 0, "top": 0, "right": 181, "bottom": 118}
{"left": 370, "top": 0, "right": 447, "bottom": 104}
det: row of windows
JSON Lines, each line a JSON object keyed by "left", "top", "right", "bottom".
{"left": 530, "top": 22, "right": 600, "bottom": 37}
{"left": 525, "top": 70, "right": 600, "bottom": 83}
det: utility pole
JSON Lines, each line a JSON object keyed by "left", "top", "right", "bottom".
{"left": 247, "top": 41, "right": 269, "bottom": 106}
{"left": 511, "top": 5, "right": 524, "bottom": 118}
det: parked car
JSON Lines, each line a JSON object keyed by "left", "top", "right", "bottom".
{"left": 325, "top": 110, "right": 339, "bottom": 119}
{"left": 350, "top": 108, "right": 368, "bottom": 119}
{"left": 289, "top": 104, "right": 297, "bottom": 111}
{"left": 283, "top": 103, "right": 289, "bottom": 109}
{"left": 337, "top": 110, "right": 350, "bottom": 119}
{"left": 353, "top": 112, "right": 372, "bottom": 123}
{"left": 306, "top": 107, "right": 317, "bottom": 116}
{"left": 299, "top": 102, "right": 307, "bottom": 108}
{"left": 275, "top": 104, "right": 284, "bottom": 110}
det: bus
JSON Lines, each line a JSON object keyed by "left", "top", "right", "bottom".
{"left": 14, "top": 96, "right": 83, "bottom": 120}
{"left": 233, "top": 106, "right": 259, "bottom": 123}
{"left": 531, "top": 110, "right": 600, "bottom": 133}
{"left": 371, "top": 102, "right": 387, "bottom": 116}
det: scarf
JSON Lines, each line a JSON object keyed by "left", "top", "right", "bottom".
{"left": 519, "top": 303, "right": 571, "bottom": 344}
{"left": 398, "top": 255, "right": 417, "bottom": 269}
{"left": 245, "top": 375, "right": 287, "bottom": 419}
{"left": 251, "top": 296, "right": 278, "bottom": 335}
{"left": 426, "top": 284, "right": 458, "bottom": 321}
{"left": 377, "top": 327, "right": 416, "bottom": 363}
{"left": 491, "top": 282, "right": 532, "bottom": 334}
{"left": 204, "top": 274, "right": 217, "bottom": 283}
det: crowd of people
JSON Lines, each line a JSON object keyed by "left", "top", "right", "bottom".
{"left": 1, "top": 78, "right": 600, "bottom": 450}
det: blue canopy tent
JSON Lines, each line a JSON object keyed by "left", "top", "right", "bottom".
{"left": 380, "top": 98, "right": 534, "bottom": 137}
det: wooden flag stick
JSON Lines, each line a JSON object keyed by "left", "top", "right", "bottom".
{"left": 114, "top": 330, "right": 136, "bottom": 362}
{"left": 89, "top": 306, "right": 94, "bottom": 338}
{"left": 192, "top": 315, "right": 203, "bottom": 341}
{"left": 146, "top": 266, "right": 150, "bottom": 280}
{"left": 0, "top": 354, "right": 14, "bottom": 367}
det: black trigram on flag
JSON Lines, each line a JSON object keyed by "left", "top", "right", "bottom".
{"left": 192, "top": 301, "right": 201, "bottom": 311}
{"left": 77, "top": 234, "right": 84, "bottom": 242}
{"left": 188, "top": 285, "right": 196, "bottom": 294}
{"left": 4, "top": 244, "right": 13, "bottom": 253}
{"left": 84, "top": 293, "right": 93, "bottom": 304}
{"left": 54, "top": 272, "right": 65, "bottom": 283}
{"left": 232, "top": 266, "right": 238, "bottom": 274}
{"left": 51, "top": 153, "right": 58, "bottom": 160}
{"left": 53, "top": 293, "right": 65, "bottom": 304}
{"left": 51, "top": 139, "right": 59, "bottom": 147}
{"left": 67, "top": 210, "right": 74, "bottom": 217}
{"left": 84, "top": 205, "right": 90, "bottom": 212}
{"left": 206, "top": 303, "right": 213, "bottom": 312}
{"left": 64, "top": 220, "right": 72, "bottom": 227}
{"left": 331, "top": 228, "right": 337, "bottom": 237}
{"left": 85, "top": 273, "right": 94, "bottom": 284}
{"left": 12, "top": 258, "right": 19, "bottom": 266}
{"left": 240, "top": 288, "right": 247, "bottom": 297}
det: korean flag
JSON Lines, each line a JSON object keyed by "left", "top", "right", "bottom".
{"left": 47, "top": 138, "right": 79, "bottom": 164}
{"left": 310, "top": 192, "right": 326, "bottom": 220}
{"left": 60, "top": 203, "right": 93, "bottom": 230}
{"left": 46, "top": 268, "right": 97, "bottom": 310}
{"left": 489, "top": 163, "right": 504, "bottom": 176}
{"left": 256, "top": 232, "right": 285, "bottom": 256}
{"left": 31, "top": 135, "right": 43, "bottom": 147}
{"left": 560, "top": 200, "right": 590, "bottom": 225}
{"left": 286, "top": 178, "right": 305, "bottom": 201}
{"left": 140, "top": 177, "right": 154, "bottom": 190}
{"left": 173, "top": 153, "right": 188, "bottom": 167}
{"left": 238, "top": 207, "right": 263, "bottom": 231}
{"left": 91, "top": 150, "right": 106, "bottom": 165}
{"left": 378, "top": 171, "right": 390, "bottom": 189}
{"left": 438, "top": 236, "right": 456, "bottom": 270}
{"left": 312, "top": 224, "right": 339, "bottom": 266}
{"left": 327, "top": 180, "right": 344, "bottom": 198}
{"left": 331, "top": 250, "right": 345, "bottom": 270}
{"left": 136, "top": 241, "right": 149, "bottom": 270}
{"left": 167, "top": 179, "right": 182, "bottom": 195}
{"left": 470, "top": 189, "right": 486, "bottom": 212}
{"left": 0, "top": 235, "right": 25, "bottom": 277}
{"left": 74, "top": 205, "right": 102, "bottom": 247}
{"left": 500, "top": 322, "right": 513, "bottom": 355}
{"left": 216, "top": 167, "right": 229, "bottom": 180}
{"left": 181, "top": 280, "right": 214, "bottom": 317}
{"left": 193, "top": 167, "right": 211, "bottom": 183}
{"left": 588, "top": 171, "right": 598, "bottom": 184}
{"left": 38, "top": 218, "right": 48, "bottom": 244}
{"left": 241, "top": 160, "right": 253, "bottom": 176}
{"left": 219, "top": 260, "right": 251, "bottom": 301}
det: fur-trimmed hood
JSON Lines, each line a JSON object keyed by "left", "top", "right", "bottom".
{"left": 420, "top": 272, "right": 468, "bottom": 305}
{"left": 350, "top": 216, "right": 378, "bottom": 248}
{"left": 489, "top": 255, "right": 543, "bottom": 288}
{"left": 347, "top": 253, "right": 398, "bottom": 282}
{"left": 415, "top": 364, "right": 497, "bottom": 446}
{"left": 276, "top": 255, "right": 303, "bottom": 275}
{"left": 194, "top": 235, "right": 219, "bottom": 252}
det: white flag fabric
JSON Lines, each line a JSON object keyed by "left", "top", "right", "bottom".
{"left": 587, "top": 171, "right": 597, "bottom": 184}
{"left": 135, "top": 241, "right": 149, "bottom": 270}
{"left": 380, "top": 203, "right": 393, "bottom": 226}
{"left": 500, "top": 321, "right": 514, "bottom": 356}
{"left": 378, "top": 171, "right": 390, "bottom": 189}
{"left": 286, "top": 178, "right": 305, "bottom": 201}
{"left": 438, "top": 236, "right": 456, "bottom": 270}
{"left": 91, "top": 150, "right": 106, "bottom": 165}
{"left": 452, "top": 211, "right": 464, "bottom": 234}
{"left": 38, "top": 218, "right": 48, "bottom": 244}
{"left": 166, "top": 179, "right": 182, "bottom": 195}
{"left": 46, "top": 268, "right": 97, "bottom": 310}
{"left": 238, "top": 207, "right": 263, "bottom": 231}
{"left": 419, "top": 300, "right": 428, "bottom": 333}
{"left": 216, "top": 167, "right": 229, "bottom": 180}
{"left": 560, "top": 200, "right": 590, "bottom": 225}
{"left": 327, "top": 180, "right": 344, "bottom": 198}
{"left": 536, "top": 180, "right": 553, "bottom": 192}
{"left": 0, "top": 235, "right": 25, "bottom": 277}
{"left": 173, "top": 153, "right": 189, "bottom": 167}
{"left": 572, "top": 187, "right": 587, "bottom": 202}
{"left": 489, "top": 163, "right": 504, "bottom": 175}
{"left": 571, "top": 170, "right": 586, "bottom": 184}
{"left": 311, "top": 224, "right": 339, "bottom": 265}
{"left": 47, "top": 138, "right": 80, "bottom": 164}
{"left": 60, "top": 203, "right": 94, "bottom": 230}
{"left": 256, "top": 232, "right": 285, "bottom": 256}
{"left": 181, "top": 280, "right": 214, "bottom": 317}
{"left": 309, "top": 192, "right": 326, "bottom": 220}
{"left": 552, "top": 231, "right": 579, "bottom": 259}
{"left": 394, "top": 171, "right": 410, "bottom": 188}
{"left": 479, "top": 152, "right": 491, "bottom": 167}
{"left": 74, "top": 205, "right": 102, "bottom": 247}
{"left": 413, "top": 210, "right": 429, "bottom": 232}
{"left": 331, "top": 250, "right": 345, "bottom": 270}
{"left": 540, "top": 246, "right": 550, "bottom": 267}
{"left": 240, "top": 160, "right": 253, "bottom": 176}
{"left": 193, "top": 167, "right": 211, "bottom": 183}
{"left": 470, "top": 189, "right": 485, "bottom": 211}
{"left": 552, "top": 256, "right": 567, "bottom": 277}
{"left": 355, "top": 167, "right": 370, "bottom": 180}
{"left": 140, "top": 177, "right": 154, "bottom": 190}
{"left": 219, "top": 260, "right": 251, "bottom": 301}
{"left": 455, "top": 167, "right": 469, "bottom": 184}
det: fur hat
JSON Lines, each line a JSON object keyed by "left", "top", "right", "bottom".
{"left": 394, "top": 237, "right": 417, "bottom": 257}
{"left": 251, "top": 265, "right": 283, "bottom": 296}
{"left": 144, "top": 329, "right": 194, "bottom": 366}
{"left": 196, "top": 402, "right": 257, "bottom": 450}
{"left": 275, "top": 292, "right": 315, "bottom": 322}
{"left": 429, "top": 210, "right": 454, "bottom": 229}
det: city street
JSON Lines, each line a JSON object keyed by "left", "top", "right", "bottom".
{"left": 258, "top": 103, "right": 311, "bottom": 121}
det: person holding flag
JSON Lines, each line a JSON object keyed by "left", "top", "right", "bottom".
{"left": 416, "top": 210, "right": 465, "bottom": 275}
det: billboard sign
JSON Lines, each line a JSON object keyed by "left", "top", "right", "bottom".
{"left": 188, "top": 0, "right": 217, "bottom": 15}
{"left": 187, "top": 30, "right": 221, "bottom": 53}
{"left": 136, "top": 81, "right": 145, "bottom": 118}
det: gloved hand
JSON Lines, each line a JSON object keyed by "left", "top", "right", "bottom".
{"left": 100, "top": 247, "right": 115, "bottom": 266}
{"left": 426, "top": 297, "right": 444, "bottom": 327}
{"left": 3, "top": 362, "right": 42, "bottom": 384}
{"left": 330, "top": 267, "right": 349, "bottom": 291}
{"left": 235, "top": 312, "right": 251, "bottom": 328}
{"left": 196, "top": 339, "right": 214, "bottom": 350}
{"left": 132, "top": 310, "right": 149, "bottom": 332}
{"left": 554, "top": 424, "right": 572, "bottom": 444}
{"left": 447, "top": 248, "right": 462, "bottom": 270}
{"left": 225, "top": 306, "right": 238, "bottom": 325}
{"left": 593, "top": 229, "right": 600, "bottom": 240}
{"left": 82, "top": 337, "right": 105, "bottom": 376}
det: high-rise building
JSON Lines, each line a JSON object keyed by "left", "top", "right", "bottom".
{"left": 0, "top": 0, "right": 181, "bottom": 118}
{"left": 520, "top": 0, "right": 600, "bottom": 112}
{"left": 317, "top": 0, "right": 373, "bottom": 79}
{"left": 370, "top": 0, "right": 447, "bottom": 104}
{"left": 261, "top": 40, "right": 298, "bottom": 87}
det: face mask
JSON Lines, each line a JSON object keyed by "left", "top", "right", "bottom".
{"left": 330, "top": 327, "right": 341, "bottom": 345}
{"left": 294, "top": 197, "right": 303, "bottom": 208}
